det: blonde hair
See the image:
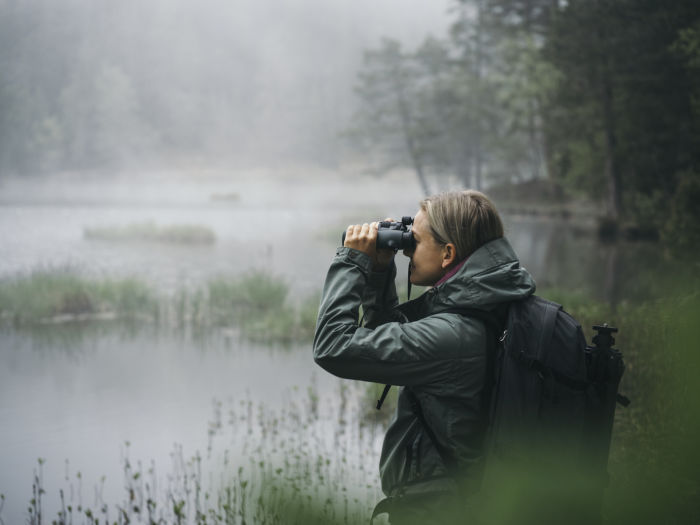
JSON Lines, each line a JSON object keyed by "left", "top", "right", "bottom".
{"left": 420, "top": 190, "right": 504, "bottom": 261}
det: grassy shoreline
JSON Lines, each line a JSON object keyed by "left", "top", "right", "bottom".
{"left": 84, "top": 221, "right": 216, "bottom": 244}
{"left": 0, "top": 269, "right": 318, "bottom": 344}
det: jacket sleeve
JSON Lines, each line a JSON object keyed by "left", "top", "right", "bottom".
{"left": 361, "top": 257, "right": 400, "bottom": 328}
{"left": 313, "top": 247, "right": 481, "bottom": 386}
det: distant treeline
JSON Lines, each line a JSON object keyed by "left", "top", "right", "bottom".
{"left": 349, "top": 0, "right": 700, "bottom": 245}
{"left": 0, "top": 0, "right": 358, "bottom": 173}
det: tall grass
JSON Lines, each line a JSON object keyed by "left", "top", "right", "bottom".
{"left": 18, "top": 381, "right": 382, "bottom": 525}
{"left": 205, "top": 272, "right": 317, "bottom": 343}
{"left": 0, "top": 268, "right": 156, "bottom": 325}
{"left": 208, "top": 271, "right": 289, "bottom": 330}
{"left": 0, "top": 268, "right": 319, "bottom": 344}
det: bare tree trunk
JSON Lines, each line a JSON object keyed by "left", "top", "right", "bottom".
{"left": 595, "top": 0, "right": 623, "bottom": 221}
{"left": 473, "top": 0, "right": 484, "bottom": 192}
{"left": 603, "top": 242, "right": 620, "bottom": 311}
{"left": 527, "top": 91, "right": 544, "bottom": 181}
{"left": 394, "top": 77, "right": 431, "bottom": 196}
{"left": 602, "top": 73, "right": 622, "bottom": 220}
{"left": 541, "top": 126, "right": 555, "bottom": 182}
{"left": 474, "top": 141, "right": 483, "bottom": 191}
{"left": 458, "top": 154, "right": 472, "bottom": 189}
{"left": 404, "top": 130, "right": 431, "bottom": 197}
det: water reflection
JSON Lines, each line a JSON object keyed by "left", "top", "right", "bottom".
{"left": 0, "top": 324, "right": 337, "bottom": 523}
{"left": 505, "top": 215, "right": 677, "bottom": 307}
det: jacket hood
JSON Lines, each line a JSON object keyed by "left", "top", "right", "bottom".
{"left": 427, "top": 237, "right": 536, "bottom": 312}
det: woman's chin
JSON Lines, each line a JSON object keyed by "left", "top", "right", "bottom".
{"left": 410, "top": 276, "right": 427, "bottom": 287}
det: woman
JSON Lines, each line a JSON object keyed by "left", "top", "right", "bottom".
{"left": 313, "top": 190, "right": 536, "bottom": 524}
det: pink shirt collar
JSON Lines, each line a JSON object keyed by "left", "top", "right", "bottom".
{"left": 435, "top": 257, "right": 468, "bottom": 287}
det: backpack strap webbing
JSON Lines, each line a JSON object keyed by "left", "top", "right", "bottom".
{"left": 441, "top": 307, "right": 505, "bottom": 340}
{"left": 538, "top": 299, "right": 561, "bottom": 361}
{"left": 376, "top": 384, "right": 392, "bottom": 410}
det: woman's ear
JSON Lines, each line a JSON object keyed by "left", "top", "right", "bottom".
{"left": 441, "top": 243, "right": 457, "bottom": 269}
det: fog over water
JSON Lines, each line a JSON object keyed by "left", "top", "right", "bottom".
{"left": 0, "top": 0, "right": 451, "bottom": 171}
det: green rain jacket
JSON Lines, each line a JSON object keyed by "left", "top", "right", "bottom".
{"left": 313, "top": 237, "right": 536, "bottom": 498}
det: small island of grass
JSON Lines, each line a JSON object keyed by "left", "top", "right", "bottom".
{"left": 84, "top": 221, "right": 216, "bottom": 244}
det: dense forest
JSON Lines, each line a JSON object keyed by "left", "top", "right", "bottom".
{"left": 350, "top": 0, "right": 700, "bottom": 245}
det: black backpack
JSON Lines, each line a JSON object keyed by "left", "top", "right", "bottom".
{"left": 398, "top": 295, "right": 629, "bottom": 521}
{"left": 468, "top": 297, "right": 626, "bottom": 447}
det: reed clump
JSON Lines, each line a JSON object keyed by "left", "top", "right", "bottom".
{"left": 0, "top": 268, "right": 156, "bottom": 325}
{"left": 84, "top": 221, "right": 216, "bottom": 244}
{"left": 210, "top": 191, "right": 240, "bottom": 202}
{"left": 20, "top": 381, "right": 381, "bottom": 525}
{"left": 0, "top": 267, "right": 319, "bottom": 343}
{"left": 178, "top": 271, "right": 318, "bottom": 343}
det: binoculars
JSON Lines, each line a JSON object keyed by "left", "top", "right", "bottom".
{"left": 341, "top": 216, "right": 415, "bottom": 251}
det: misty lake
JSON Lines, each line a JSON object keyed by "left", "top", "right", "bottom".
{"left": 0, "top": 169, "right": 665, "bottom": 522}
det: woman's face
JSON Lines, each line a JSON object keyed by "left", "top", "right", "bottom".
{"left": 403, "top": 209, "right": 451, "bottom": 287}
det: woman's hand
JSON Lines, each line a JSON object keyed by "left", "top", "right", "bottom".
{"left": 344, "top": 219, "right": 395, "bottom": 271}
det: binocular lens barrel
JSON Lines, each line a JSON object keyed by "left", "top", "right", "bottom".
{"left": 340, "top": 228, "right": 414, "bottom": 251}
{"left": 377, "top": 230, "right": 414, "bottom": 251}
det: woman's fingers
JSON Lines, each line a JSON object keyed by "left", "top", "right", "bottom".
{"left": 368, "top": 222, "right": 379, "bottom": 240}
{"left": 343, "top": 218, "right": 399, "bottom": 270}
{"left": 344, "top": 222, "right": 377, "bottom": 258}
{"left": 346, "top": 224, "right": 361, "bottom": 240}
{"left": 345, "top": 224, "right": 364, "bottom": 244}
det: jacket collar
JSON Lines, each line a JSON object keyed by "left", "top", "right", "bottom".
{"left": 401, "top": 237, "right": 536, "bottom": 319}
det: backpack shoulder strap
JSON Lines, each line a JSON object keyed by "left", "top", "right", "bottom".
{"left": 441, "top": 307, "right": 505, "bottom": 340}
{"left": 531, "top": 296, "right": 562, "bottom": 361}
